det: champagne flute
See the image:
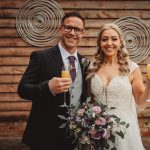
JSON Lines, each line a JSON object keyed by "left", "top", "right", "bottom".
{"left": 60, "top": 63, "right": 71, "bottom": 107}
{"left": 146, "top": 64, "right": 150, "bottom": 102}
{"left": 147, "top": 64, "right": 150, "bottom": 79}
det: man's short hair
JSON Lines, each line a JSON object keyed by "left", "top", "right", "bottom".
{"left": 61, "top": 11, "right": 85, "bottom": 27}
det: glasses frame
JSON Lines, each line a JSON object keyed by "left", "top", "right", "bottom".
{"left": 62, "top": 24, "right": 85, "bottom": 35}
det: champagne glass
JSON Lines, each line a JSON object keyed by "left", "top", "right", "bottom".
{"left": 146, "top": 64, "right": 150, "bottom": 102}
{"left": 60, "top": 63, "right": 71, "bottom": 107}
{"left": 147, "top": 64, "right": 150, "bottom": 79}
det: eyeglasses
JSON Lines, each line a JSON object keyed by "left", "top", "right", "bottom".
{"left": 62, "top": 24, "right": 85, "bottom": 35}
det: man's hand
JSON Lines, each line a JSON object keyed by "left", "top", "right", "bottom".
{"left": 48, "top": 77, "right": 72, "bottom": 95}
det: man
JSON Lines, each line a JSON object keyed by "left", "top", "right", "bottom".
{"left": 17, "top": 11, "right": 88, "bottom": 150}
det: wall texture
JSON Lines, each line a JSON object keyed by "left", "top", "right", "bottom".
{"left": 0, "top": 0, "right": 150, "bottom": 137}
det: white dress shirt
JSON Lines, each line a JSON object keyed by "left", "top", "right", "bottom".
{"left": 58, "top": 43, "right": 79, "bottom": 73}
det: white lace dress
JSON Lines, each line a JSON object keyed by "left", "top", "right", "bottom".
{"left": 91, "top": 61, "right": 145, "bottom": 150}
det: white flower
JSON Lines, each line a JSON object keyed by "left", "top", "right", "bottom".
{"left": 81, "top": 58, "right": 90, "bottom": 71}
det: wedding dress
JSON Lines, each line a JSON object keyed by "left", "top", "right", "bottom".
{"left": 91, "top": 61, "right": 145, "bottom": 150}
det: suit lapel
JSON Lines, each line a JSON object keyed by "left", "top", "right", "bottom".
{"left": 78, "top": 53, "right": 88, "bottom": 104}
{"left": 78, "top": 53, "right": 84, "bottom": 76}
{"left": 52, "top": 45, "right": 64, "bottom": 75}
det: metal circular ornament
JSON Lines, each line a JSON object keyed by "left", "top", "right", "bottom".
{"left": 114, "top": 16, "right": 150, "bottom": 63}
{"left": 16, "top": 0, "right": 64, "bottom": 47}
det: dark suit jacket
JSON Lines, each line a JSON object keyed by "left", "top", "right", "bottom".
{"left": 17, "top": 45, "right": 87, "bottom": 150}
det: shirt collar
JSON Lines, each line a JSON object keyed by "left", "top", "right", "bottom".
{"left": 58, "top": 43, "right": 78, "bottom": 61}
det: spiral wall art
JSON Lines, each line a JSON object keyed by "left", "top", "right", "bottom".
{"left": 114, "top": 16, "right": 150, "bottom": 63}
{"left": 16, "top": 0, "right": 64, "bottom": 47}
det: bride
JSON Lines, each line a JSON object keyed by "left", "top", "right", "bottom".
{"left": 87, "top": 23, "right": 150, "bottom": 150}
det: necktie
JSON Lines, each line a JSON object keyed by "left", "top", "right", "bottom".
{"left": 68, "top": 56, "right": 76, "bottom": 81}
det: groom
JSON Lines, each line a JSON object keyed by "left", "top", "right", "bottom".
{"left": 17, "top": 11, "right": 88, "bottom": 150}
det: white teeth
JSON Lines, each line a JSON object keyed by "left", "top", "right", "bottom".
{"left": 68, "top": 37, "right": 76, "bottom": 41}
{"left": 107, "top": 48, "right": 113, "bottom": 51}
{"left": 69, "top": 38, "right": 75, "bottom": 41}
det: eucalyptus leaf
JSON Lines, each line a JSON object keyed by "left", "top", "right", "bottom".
{"left": 57, "top": 115, "right": 67, "bottom": 120}
{"left": 109, "top": 107, "right": 116, "bottom": 109}
{"left": 102, "top": 139, "right": 109, "bottom": 149}
{"left": 59, "top": 123, "right": 67, "bottom": 128}
{"left": 110, "top": 134, "right": 115, "bottom": 143}
{"left": 110, "top": 115, "right": 118, "bottom": 118}
{"left": 120, "top": 121, "right": 126, "bottom": 125}
{"left": 115, "top": 118, "right": 120, "bottom": 123}
{"left": 111, "top": 147, "right": 117, "bottom": 150}
{"left": 72, "top": 136, "right": 79, "bottom": 144}
{"left": 126, "top": 123, "right": 130, "bottom": 128}
{"left": 116, "top": 131, "right": 124, "bottom": 139}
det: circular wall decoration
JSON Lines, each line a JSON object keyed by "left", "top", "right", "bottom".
{"left": 114, "top": 16, "right": 150, "bottom": 63}
{"left": 16, "top": 0, "right": 64, "bottom": 47}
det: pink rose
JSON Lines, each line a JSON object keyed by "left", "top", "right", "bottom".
{"left": 95, "top": 119, "right": 102, "bottom": 125}
{"left": 92, "top": 106, "right": 101, "bottom": 114}
{"left": 95, "top": 117, "right": 106, "bottom": 125}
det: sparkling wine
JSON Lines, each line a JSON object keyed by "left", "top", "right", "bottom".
{"left": 60, "top": 63, "right": 71, "bottom": 107}
{"left": 147, "top": 64, "right": 150, "bottom": 79}
{"left": 61, "top": 70, "right": 70, "bottom": 78}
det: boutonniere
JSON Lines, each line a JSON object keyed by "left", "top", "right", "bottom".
{"left": 81, "top": 58, "right": 90, "bottom": 72}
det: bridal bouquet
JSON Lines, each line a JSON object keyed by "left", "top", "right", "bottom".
{"left": 58, "top": 98, "right": 129, "bottom": 150}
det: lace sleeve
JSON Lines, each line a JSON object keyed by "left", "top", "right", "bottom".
{"left": 129, "top": 61, "right": 139, "bottom": 73}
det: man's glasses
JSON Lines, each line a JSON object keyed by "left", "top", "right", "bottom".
{"left": 62, "top": 25, "right": 85, "bottom": 35}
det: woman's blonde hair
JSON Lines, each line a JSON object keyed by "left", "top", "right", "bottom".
{"left": 87, "top": 23, "right": 130, "bottom": 79}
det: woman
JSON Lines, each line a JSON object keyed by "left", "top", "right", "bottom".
{"left": 88, "top": 23, "right": 150, "bottom": 150}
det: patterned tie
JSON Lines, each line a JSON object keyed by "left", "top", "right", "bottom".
{"left": 68, "top": 56, "right": 76, "bottom": 81}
